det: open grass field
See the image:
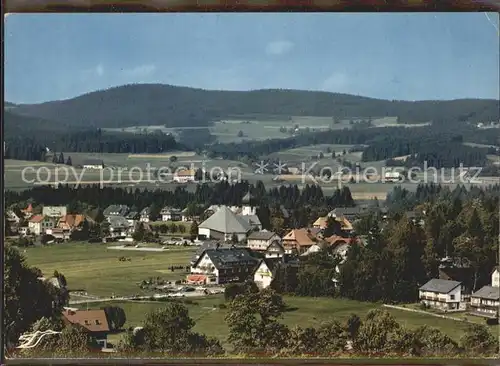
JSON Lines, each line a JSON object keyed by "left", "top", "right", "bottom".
{"left": 23, "top": 242, "right": 196, "bottom": 297}
{"left": 20, "top": 242, "right": 491, "bottom": 350}
{"left": 89, "top": 295, "right": 479, "bottom": 350}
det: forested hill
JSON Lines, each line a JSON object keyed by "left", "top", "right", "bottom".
{"left": 7, "top": 83, "right": 499, "bottom": 128}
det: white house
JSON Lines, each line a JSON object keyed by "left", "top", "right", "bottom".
{"left": 198, "top": 206, "right": 252, "bottom": 242}
{"left": 264, "top": 241, "right": 285, "bottom": 258}
{"left": 19, "top": 226, "right": 30, "bottom": 236}
{"left": 247, "top": 230, "right": 281, "bottom": 251}
{"left": 173, "top": 169, "right": 196, "bottom": 183}
{"left": 107, "top": 216, "right": 132, "bottom": 238}
{"left": 161, "top": 207, "right": 182, "bottom": 221}
{"left": 419, "top": 279, "right": 464, "bottom": 311}
{"left": 139, "top": 207, "right": 151, "bottom": 223}
{"left": 6, "top": 210, "right": 20, "bottom": 224}
{"left": 28, "top": 215, "right": 55, "bottom": 235}
{"left": 126, "top": 212, "right": 140, "bottom": 227}
{"left": 384, "top": 171, "right": 403, "bottom": 183}
{"left": 42, "top": 206, "right": 67, "bottom": 218}
{"left": 253, "top": 258, "right": 282, "bottom": 289}
{"left": 470, "top": 286, "right": 499, "bottom": 318}
{"left": 492, "top": 267, "right": 499, "bottom": 287}
{"left": 82, "top": 159, "right": 104, "bottom": 170}
{"left": 189, "top": 247, "right": 258, "bottom": 284}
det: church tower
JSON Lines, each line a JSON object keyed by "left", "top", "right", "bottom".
{"left": 241, "top": 190, "right": 257, "bottom": 216}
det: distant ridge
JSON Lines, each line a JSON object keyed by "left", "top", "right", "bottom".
{"left": 6, "top": 83, "right": 499, "bottom": 129}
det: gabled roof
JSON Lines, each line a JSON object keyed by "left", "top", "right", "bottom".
{"left": 195, "top": 247, "right": 258, "bottom": 270}
{"left": 103, "top": 205, "right": 129, "bottom": 216}
{"left": 472, "top": 285, "right": 500, "bottom": 301}
{"left": 282, "top": 229, "right": 316, "bottom": 246}
{"left": 199, "top": 206, "right": 251, "bottom": 234}
{"left": 266, "top": 240, "right": 285, "bottom": 253}
{"left": 300, "top": 244, "right": 322, "bottom": 256}
{"left": 126, "top": 211, "right": 140, "bottom": 219}
{"left": 254, "top": 257, "right": 282, "bottom": 275}
{"left": 242, "top": 191, "right": 253, "bottom": 204}
{"left": 63, "top": 309, "right": 110, "bottom": 333}
{"left": 58, "top": 214, "right": 88, "bottom": 228}
{"left": 313, "top": 217, "right": 328, "bottom": 229}
{"left": 328, "top": 207, "right": 364, "bottom": 218}
{"left": 324, "top": 235, "right": 355, "bottom": 247}
{"left": 29, "top": 214, "right": 45, "bottom": 223}
{"left": 419, "top": 278, "right": 461, "bottom": 294}
{"left": 108, "top": 215, "right": 130, "bottom": 228}
{"left": 22, "top": 203, "right": 33, "bottom": 212}
{"left": 140, "top": 207, "right": 150, "bottom": 216}
{"left": 190, "top": 241, "right": 232, "bottom": 264}
{"left": 248, "top": 230, "right": 278, "bottom": 241}
{"left": 161, "top": 206, "right": 182, "bottom": 214}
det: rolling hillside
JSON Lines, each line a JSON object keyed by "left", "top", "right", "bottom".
{"left": 6, "top": 83, "right": 499, "bottom": 129}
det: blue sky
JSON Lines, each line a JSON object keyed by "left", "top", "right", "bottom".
{"left": 5, "top": 13, "right": 500, "bottom": 104}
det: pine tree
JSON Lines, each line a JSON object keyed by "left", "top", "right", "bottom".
{"left": 66, "top": 156, "right": 72, "bottom": 166}
{"left": 58, "top": 152, "right": 65, "bottom": 164}
{"left": 190, "top": 221, "right": 199, "bottom": 240}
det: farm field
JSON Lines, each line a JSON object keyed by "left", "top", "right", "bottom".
{"left": 103, "top": 115, "right": 364, "bottom": 144}
{"left": 91, "top": 295, "right": 478, "bottom": 351}
{"left": 23, "top": 242, "right": 196, "bottom": 297}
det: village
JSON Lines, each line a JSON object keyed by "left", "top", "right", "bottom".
{"left": 5, "top": 183, "right": 500, "bottom": 352}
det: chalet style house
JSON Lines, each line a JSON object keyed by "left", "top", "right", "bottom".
{"left": 247, "top": 230, "right": 281, "bottom": 251}
{"left": 419, "top": 279, "right": 465, "bottom": 311}
{"left": 62, "top": 309, "right": 110, "bottom": 348}
{"left": 188, "top": 247, "right": 259, "bottom": 285}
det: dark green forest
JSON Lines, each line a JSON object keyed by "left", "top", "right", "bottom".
{"left": 4, "top": 129, "right": 181, "bottom": 161}
{"left": 7, "top": 83, "right": 499, "bottom": 128}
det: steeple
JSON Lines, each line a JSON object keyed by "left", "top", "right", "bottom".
{"left": 242, "top": 190, "right": 252, "bottom": 205}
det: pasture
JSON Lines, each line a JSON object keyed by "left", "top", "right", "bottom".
{"left": 91, "top": 295, "right": 477, "bottom": 350}
{"left": 23, "top": 242, "right": 196, "bottom": 297}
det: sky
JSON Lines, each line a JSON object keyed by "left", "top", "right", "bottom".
{"left": 4, "top": 12, "right": 500, "bottom": 104}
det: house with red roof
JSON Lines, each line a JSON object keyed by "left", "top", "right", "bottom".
{"left": 28, "top": 215, "right": 56, "bottom": 235}
{"left": 21, "top": 203, "right": 33, "bottom": 219}
{"left": 62, "top": 308, "right": 110, "bottom": 348}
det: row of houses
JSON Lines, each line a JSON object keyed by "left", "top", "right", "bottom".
{"left": 419, "top": 267, "right": 500, "bottom": 319}
{"left": 186, "top": 199, "right": 364, "bottom": 287}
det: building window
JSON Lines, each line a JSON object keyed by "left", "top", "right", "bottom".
{"left": 450, "top": 294, "right": 455, "bottom": 300}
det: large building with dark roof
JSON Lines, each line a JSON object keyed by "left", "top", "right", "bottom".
{"left": 189, "top": 246, "right": 259, "bottom": 284}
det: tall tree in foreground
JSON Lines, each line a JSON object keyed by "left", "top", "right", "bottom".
{"left": 4, "top": 245, "right": 67, "bottom": 346}
{"left": 225, "top": 288, "right": 288, "bottom": 354}
{"left": 118, "top": 303, "right": 224, "bottom": 356}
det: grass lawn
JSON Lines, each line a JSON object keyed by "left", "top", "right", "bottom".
{"left": 23, "top": 242, "right": 196, "bottom": 297}
{"left": 88, "top": 295, "right": 478, "bottom": 351}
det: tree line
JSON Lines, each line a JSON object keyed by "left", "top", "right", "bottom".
{"left": 4, "top": 129, "right": 182, "bottom": 161}
{"left": 205, "top": 124, "right": 496, "bottom": 168}
{"left": 269, "top": 186, "right": 499, "bottom": 303}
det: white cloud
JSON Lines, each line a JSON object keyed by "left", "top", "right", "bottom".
{"left": 321, "top": 72, "right": 349, "bottom": 92}
{"left": 122, "top": 64, "right": 157, "bottom": 78}
{"left": 265, "top": 40, "right": 294, "bottom": 56}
